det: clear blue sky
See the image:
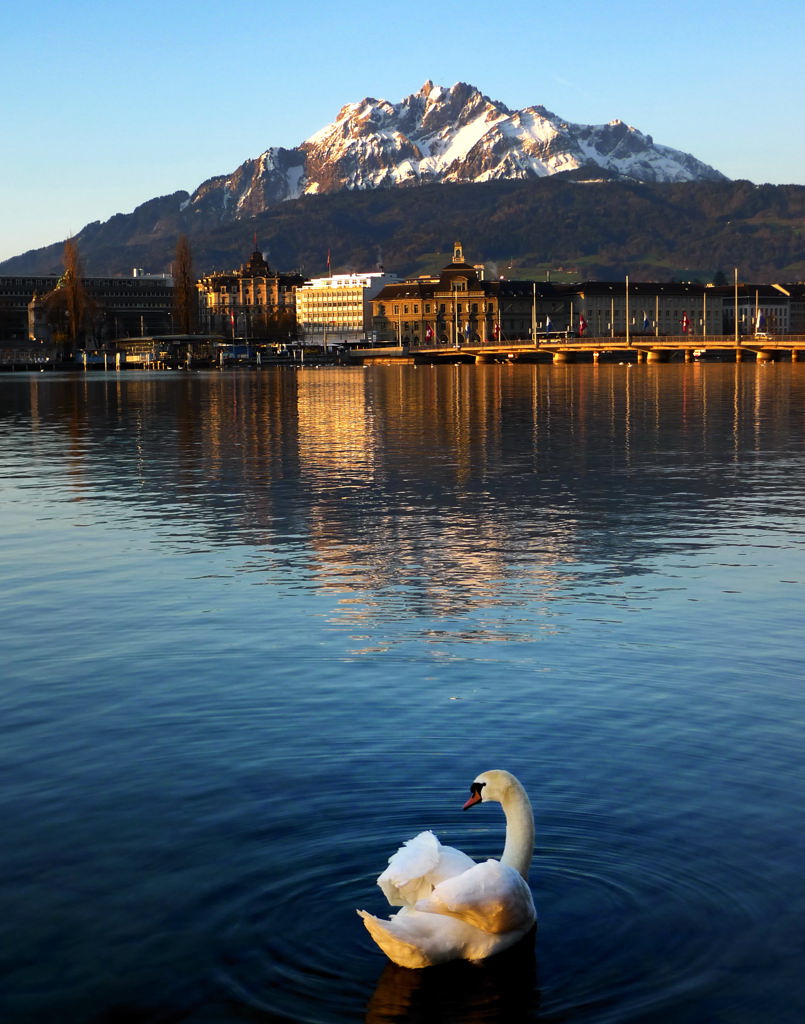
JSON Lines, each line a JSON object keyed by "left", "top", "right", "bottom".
{"left": 1, "top": 0, "right": 803, "bottom": 264}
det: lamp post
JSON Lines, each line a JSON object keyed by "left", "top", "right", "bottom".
{"left": 734, "top": 267, "right": 740, "bottom": 348}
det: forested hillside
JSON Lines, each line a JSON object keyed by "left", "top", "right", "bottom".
{"left": 3, "top": 176, "right": 804, "bottom": 283}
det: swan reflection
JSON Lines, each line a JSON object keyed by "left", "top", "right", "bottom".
{"left": 365, "top": 928, "right": 539, "bottom": 1023}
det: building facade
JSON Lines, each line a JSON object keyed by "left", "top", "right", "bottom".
{"left": 372, "top": 246, "right": 803, "bottom": 346}
{"left": 197, "top": 249, "right": 306, "bottom": 340}
{"left": 575, "top": 281, "right": 792, "bottom": 338}
{"left": 1, "top": 273, "right": 175, "bottom": 343}
{"left": 371, "top": 242, "right": 571, "bottom": 346}
{"left": 575, "top": 281, "right": 721, "bottom": 338}
{"left": 295, "top": 271, "right": 397, "bottom": 345}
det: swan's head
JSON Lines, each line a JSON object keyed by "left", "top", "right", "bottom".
{"left": 462, "top": 769, "right": 521, "bottom": 810}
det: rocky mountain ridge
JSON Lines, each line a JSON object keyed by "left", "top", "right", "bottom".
{"left": 183, "top": 81, "right": 726, "bottom": 227}
{"left": 2, "top": 81, "right": 765, "bottom": 281}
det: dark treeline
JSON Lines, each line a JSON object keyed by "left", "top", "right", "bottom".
{"left": 3, "top": 175, "right": 805, "bottom": 284}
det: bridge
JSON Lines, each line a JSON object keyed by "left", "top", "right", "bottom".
{"left": 349, "top": 334, "right": 805, "bottom": 365}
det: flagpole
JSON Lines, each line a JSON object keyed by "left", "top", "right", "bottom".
{"left": 532, "top": 283, "right": 537, "bottom": 347}
{"left": 625, "top": 275, "right": 630, "bottom": 347}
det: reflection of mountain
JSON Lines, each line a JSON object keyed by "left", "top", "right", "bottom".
{"left": 6, "top": 365, "right": 805, "bottom": 629}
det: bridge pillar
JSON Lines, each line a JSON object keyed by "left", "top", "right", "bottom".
{"left": 647, "top": 349, "right": 668, "bottom": 363}
{"left": 684, "top": 349, "right": 693, "bottom": 363}
{"left": 552, "top": 350, "right": 574, "bottom": 364}
{"left": 735, "top": 348, "right": 743, "bottom": 362}
{"left": 636, "top": 350, "right": 646, "bottom": 363}
{"left": 792, "top": 349, "right": 799, "bottom": 362}
{"left": 475, "top": 352, "right": 494, "bottom": 364}
{"left": 755, "top": 349, "right": 774, "bottom": 362}
{"left": 592, "top": 351, "right": 600, "bottom": 363}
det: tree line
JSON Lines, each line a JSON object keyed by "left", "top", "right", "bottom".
{"left": 4, "top": 177, "right": 805, "bottom": 285}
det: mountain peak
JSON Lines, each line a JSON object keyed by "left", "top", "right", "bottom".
{"left": 1, "top": 81, "right": 730, "bottom": 271}
{"left": 178, "top": 82, "right": 725, "bottom": 226}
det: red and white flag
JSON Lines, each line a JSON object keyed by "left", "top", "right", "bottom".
{"left": 681, "top": 312, "right": 690, "bottom": 333}
{"left": 579, "top": 314, "right": 587, "bottom": 335}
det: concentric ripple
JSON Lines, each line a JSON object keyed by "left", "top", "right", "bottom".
{"left": 204, "top": 811, "right": 769, "bottom": 1024}
{"left": 533, "top": 817, "right": 768, "bottom": 1022}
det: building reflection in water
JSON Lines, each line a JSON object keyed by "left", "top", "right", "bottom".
{"left": 9, "top": 363, "right": 805, "bottom": 639}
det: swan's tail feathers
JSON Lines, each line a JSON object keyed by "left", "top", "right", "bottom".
{"left": 357, "top": 910, "right": 434, "bottom": 970}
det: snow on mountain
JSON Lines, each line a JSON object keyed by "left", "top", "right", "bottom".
{"left": 184, "top": 81, "right": 726, "bottom": 222}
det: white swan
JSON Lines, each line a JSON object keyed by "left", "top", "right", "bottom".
{"left": 357, "top": 769, "right": 536, "bottom": 969}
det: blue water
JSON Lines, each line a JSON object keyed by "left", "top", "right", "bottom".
{"left": 1, "top": 364, "right": 804, "bottom": 1023}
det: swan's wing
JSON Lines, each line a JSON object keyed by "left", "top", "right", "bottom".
{"left": 414, "top": 859, "right": 535, "bottom": 934}
{"left": 358, "top": 907, "right": 506, "bottom": 969}
{"left": 377, "top": 830, "right": 475, "bottom": 907}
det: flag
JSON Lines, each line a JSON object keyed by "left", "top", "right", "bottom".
{"left": 681, "top": 312, "right": 690, "bottom": 333}
{"left": 425, "top": 324, "right": 433, "bottom": 340}
{"left": 642, "top": 311, "right": 651, "bottom": 331}
{"left": 464, "top": 321, "right": 471, "bottom": 339}
{"left": 756, "top": 311, "right": 766, "bottom": 332}
{"left": 545, "top": 315, "right": 552, "bottom": 332}
{"left": 579, "top": 314, "right": 587, "bottom": 335}
{"left": 493, "top": 322, "right": 500, "bottom": 339}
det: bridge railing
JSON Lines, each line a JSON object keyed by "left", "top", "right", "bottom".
{"left": 408, "top": 333, "right": 805, "bottom": 351}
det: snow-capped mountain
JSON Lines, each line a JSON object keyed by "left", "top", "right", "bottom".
{"left": 185, "top": 81, "right": 726, "bottom": 222}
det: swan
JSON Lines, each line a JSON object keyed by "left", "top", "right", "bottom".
{"left": 357, "top": 769, "right": 536, "bottom": 969}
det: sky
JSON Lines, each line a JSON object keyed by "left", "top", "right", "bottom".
{"left": 1, "top": 0, "right": 803, "bottom": 264}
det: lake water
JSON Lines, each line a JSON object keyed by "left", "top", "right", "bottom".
{"left": 1, "top": 363, "right": 804, "bottom": 1023}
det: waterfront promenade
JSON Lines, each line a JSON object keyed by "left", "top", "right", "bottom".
{"left": 5, "top": 333, "right": 805, "bottom": 371}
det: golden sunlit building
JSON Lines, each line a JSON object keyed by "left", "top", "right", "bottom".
{"left": 294, "top": 271, "right": 397, "bottom": 345}
{"left": 197, "top": 249, "right": 306, "bottom": 339}
{"left": 370, "top": 242, "right": 570, "bottom": 346}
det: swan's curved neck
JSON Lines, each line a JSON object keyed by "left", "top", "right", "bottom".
{"left": 499, "top": 779, "right": 535, "bottom": 880}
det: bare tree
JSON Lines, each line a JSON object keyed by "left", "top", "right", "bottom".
{"left": 173, "top": 235, "right": 198, "bottom": 334}
{"left": 43, "top": 238, "right": 95, "bottom": 357}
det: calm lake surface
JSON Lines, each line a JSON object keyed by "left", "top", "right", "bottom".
{"left": 1, "top": 363, "right": 804, "bottom": 1023}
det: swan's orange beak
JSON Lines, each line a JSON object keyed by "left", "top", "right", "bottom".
{"left": 463, "top": 790, "right": 482, "bottom": 810}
